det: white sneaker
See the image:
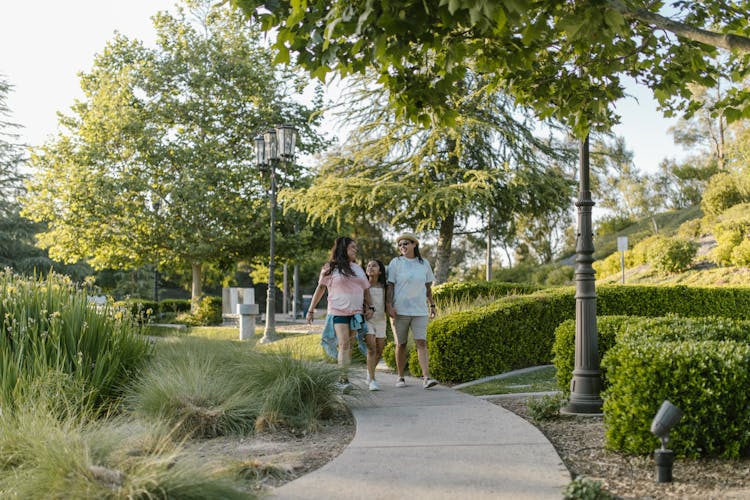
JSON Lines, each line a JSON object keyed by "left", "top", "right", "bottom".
{"left": 365, "top": 373, "right": 372, "bottom": 384}
{"left": 368, "top": 380, "right": 380, "bottom": 391}
{"left": 395, "top": 378, "right": 406, "bottom": 388}
{"left": 423, "top": 378, "right": 437, "bottom": 389}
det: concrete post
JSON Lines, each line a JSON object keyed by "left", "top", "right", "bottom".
{"left": 238, "top": 303, "right": 259, "bottom": 341}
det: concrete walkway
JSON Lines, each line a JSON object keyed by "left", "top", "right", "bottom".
{"left": 271, "top": 369, "right": 570, "bottom": 499}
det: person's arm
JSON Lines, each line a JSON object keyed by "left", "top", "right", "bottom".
{"left": 306, "top": 283, "right": 327, "bottom": 324}
{"left": 426, "top": 283, "right": 436, "bottom": 319}
{"left": 386, "top": 282, "right": 396, "bottom": 318}
{"left": 363, "top": 288, "right": 374, "bottom": 320}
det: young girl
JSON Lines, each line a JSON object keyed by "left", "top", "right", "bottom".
{"left": 364, "top": 259, "right": 387, "bottom": 391}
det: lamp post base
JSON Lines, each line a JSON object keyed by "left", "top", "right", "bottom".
{"left": 258, "top": 333, "right": 277, "bottom": 344}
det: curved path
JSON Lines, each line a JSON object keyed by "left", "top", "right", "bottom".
{"left": 270, "top": 369, "right": 570, "bottom": 499}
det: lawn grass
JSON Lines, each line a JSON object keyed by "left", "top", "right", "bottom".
{"left": 457, "top": 366, "right": 558, "bottom": 396}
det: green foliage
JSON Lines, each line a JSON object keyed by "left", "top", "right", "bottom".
{"left": 526, "top": 393, "right": 566, "bottom": 422}
{"left": 126, "top": 337, "right": 342, "bottom": 437}
{"left": 563, "top": 477, "right": 615, "bottom": 500}
{"left": 22, "top": 1, "right": 326, "bottom": 302}
{"left": 0, "top": 396, "right": 249, "bottom": 498}
{"left": 650, "top": 236, "right": 698, "bottom": 273}
{"left": 432, "top": 280, "right": 541, "bottom": 306}
{"left": 552, "top": 316, "right": 629, "bottom": 394}
{"left": 709, "top": 203, "right": 750, "bottom": 266}
{"left": 159, "top": 298, "right": 192, "bottom": 314}
{"left": 701, "top": 171, "right": 750, "bottom": 215}
{"left": 553, "top": 315, "right": 750, "bottom": 394}
{"left": 603, "top": 336, "right": 750, "bottom": 458}
{"left": 432, "top": 284, "right": 750, "bottom": 384}
{"left": 0, "top": 270, "right": 151, "bottom": 410}
{"left": 428, "top": 288, "right": 576, "bottom": 382}
{"left": 114, "top": 298, "right": 158, "bottom": 323}
{"left": 192, "top": 296, "right": 223, "bottom": 326}
{"left": 235, "top": 0, "right": 750, "bottom": 140}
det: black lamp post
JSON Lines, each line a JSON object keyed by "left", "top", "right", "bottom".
{"left": 561, "top": 135, "right": 604, "bottom": 415}
{"left": 255, "top": 124, "right": 297, "bottom": 344}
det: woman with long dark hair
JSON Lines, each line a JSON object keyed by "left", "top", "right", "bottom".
{"left": 307, "top": 236, "right": 374, "bottom": 392}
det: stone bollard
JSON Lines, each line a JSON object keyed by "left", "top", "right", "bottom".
{"left": 237, "top": 303, "right": 259, "bottom": 340}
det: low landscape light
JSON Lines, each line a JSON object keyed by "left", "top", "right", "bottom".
{"left": 650, "top": 400, "right": 683, "bottom": 483}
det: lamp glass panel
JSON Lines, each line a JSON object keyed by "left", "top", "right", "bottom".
{"left": 254, "top": 136, "right": 265, "bottom": 166}
{"left": 264, "top": 130, "right": 278, "bottom": 161}
{"left": 276, "top": 125, "right": 297, "bottom": 158}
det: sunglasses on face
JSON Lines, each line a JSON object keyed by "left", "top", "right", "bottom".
{"left": 398, "top": 241, "right": 412, "bottom": 247}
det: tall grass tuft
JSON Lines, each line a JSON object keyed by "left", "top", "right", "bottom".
{"left": 0, "top": 270, "right": 151, "bottom": 411}
{"left": 126, "top": 337, "right": 343, "bottom": 438}
{"left": 0, "top": 392, "right": 252, "bottom": 499}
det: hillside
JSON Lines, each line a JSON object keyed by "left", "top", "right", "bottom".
{"left": 592, "top": 206, "right": 750, "bottom": 286}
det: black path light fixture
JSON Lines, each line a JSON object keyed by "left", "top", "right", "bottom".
{"left": 651, "top": 400, "right": 683, "bottom": 483}
{"left": 254, "top": 124, "right": 297, "bottom": 344}
{"left": 561, "top": 135, "right": 604, "bottom": 415}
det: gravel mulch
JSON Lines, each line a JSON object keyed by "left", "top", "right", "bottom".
{"left": 490, "top": 395, "right": 750, "bottom": 499}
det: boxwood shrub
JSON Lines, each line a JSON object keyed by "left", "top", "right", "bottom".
{"left": 429, "top": 285, "right": 750, "bottom": 383}
{"left": 603, "top": 335, "right": 750, "bottom": 458}
{"left": 432, "top": 280, "right": 541, "bottom": 306}
{"left": 553, "top": 315, "right": 750, "bottom": 394}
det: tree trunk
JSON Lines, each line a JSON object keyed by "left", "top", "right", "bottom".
{"left": 191, "top": 261, "right": 203, "bottom": 312}
{"left": 433, "top": 213, "right": 455, "bottom": 285}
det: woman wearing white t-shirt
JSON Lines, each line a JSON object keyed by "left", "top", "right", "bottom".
{"left": 307, "top": 237, "right": 374, "bottom": 392}
{"left": 386, "top": 232, "right": 438, "bottom": 389}
{"left": 364, "top": 259, "right": 387, "bottom": 391}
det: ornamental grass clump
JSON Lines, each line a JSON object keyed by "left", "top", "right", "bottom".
{"left": 0, "top": 391, "right": 249, "bottom": 499}
{"left": 126, "top": 337, "right": 342, "bottom": 438}
{"left": 0, "top": 270, "right": 151, "bottom": 411}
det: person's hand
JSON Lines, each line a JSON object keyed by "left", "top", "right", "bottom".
{"left": 386, "top": 304, "right": 396, "bottom": 319}
{"left": 429, "top": 307, "right": 436, "bottom": 319}
{"left": 306, "top": 310, "right": 315, "bottom": 324}
{"left": 365, "top": 308, "right": 374, "bottom": 320}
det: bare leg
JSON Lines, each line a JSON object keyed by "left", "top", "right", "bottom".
{"left": 375, "top": 338, "right": 386, "bottom": 364}
{"left": 365, "top": 333, "right": 377, "bottom": 380}
{"left": 334, "top": 322, "right": 352, "bottom": 379}
{"left": 395, "top": 342, "right": 407, "bottom": 378}
{"left": 416, "top": 338, "right": 429, "bottom": 378}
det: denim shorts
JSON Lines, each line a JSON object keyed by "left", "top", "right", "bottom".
{"left": 332, "top": 315, "right": 354, "bottom": 324}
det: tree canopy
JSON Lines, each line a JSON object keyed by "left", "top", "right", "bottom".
{"left": 234, "top": 0, "right": 750, "bottom": 135}
{"left": 22, "top": 0, "right": 325, "bottom": 303}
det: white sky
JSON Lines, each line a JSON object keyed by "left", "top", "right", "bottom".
{"left": 1, "top": 0, "right": 688, "bottom": 174}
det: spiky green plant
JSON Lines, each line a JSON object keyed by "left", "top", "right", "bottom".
{"left": 0, "top": 271, "right": 151, "bottom": 410}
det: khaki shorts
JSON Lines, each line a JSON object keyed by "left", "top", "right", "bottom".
{"left": 366, "top": 319, "right": 387, "bottom": 339}
{"left": 391, "top": 315, "right": 428, "bottom": 344}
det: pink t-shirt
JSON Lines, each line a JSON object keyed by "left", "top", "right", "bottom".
{"left": 318, "top": 263, "right": 370, "bottom": 316}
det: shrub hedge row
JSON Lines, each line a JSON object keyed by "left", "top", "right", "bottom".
{"left": 432, "top": 281, "right": 542, "bottom": 305}
{"left": 429, "top": 284, "right": 750, "bottom": 383}
{"left": 602, "top": 318, "right": 750, "bottom": 457}
{"left": 553, "top": 315, "right": 750, "bottom": 394}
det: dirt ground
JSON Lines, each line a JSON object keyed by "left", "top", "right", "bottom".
{"left": 492, "top": 396, "right": 750, "bottom": 499}
{"left": 184, "top": 408, "right": 355, "bottom": 493}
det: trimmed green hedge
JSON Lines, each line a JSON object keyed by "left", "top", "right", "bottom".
{"left": 603, "top": 323, "right": 750, "bottom": 457}
{"left": 432, "top": 280, "right": 541, "bottom": 306}
{"left": 553, "top": 315, "right": 750, "bottom": 394}
{"left": 429, "top": 285, "right": 750, "bottom": 383}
